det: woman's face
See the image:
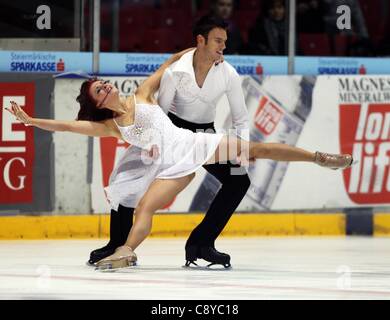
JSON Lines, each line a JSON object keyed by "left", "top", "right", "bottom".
{"left": 89, "top": 79, "right": 119, "bottom": 109}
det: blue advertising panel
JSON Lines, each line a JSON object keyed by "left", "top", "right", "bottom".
{"left": 295, "top": 56, "right": 390, "bottom": 75}
{"left": 0, "top": 51, "right": 92, "bottom": 74}
{"left": 99, "top": 53, "right": 288, "bottom": 76}
{"left": 99, "top": 52, "right": 170, "bottom": 75}
{"left": 1, "top": 51, "right": 390, "bottom": 76}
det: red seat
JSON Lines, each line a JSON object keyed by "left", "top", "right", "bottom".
{"left": 199, "top": 0, "right": 211, "bottom": 11}
{"left": 142, "top": 29, "right": 181, "bottom": 53}
{"left": 299, "top": 33, "right": 331, "bottom": 56}
{"left": 233, "top": 10, "right": 259, "bottom": 38}
{"left": 119, "top": 32, "right": 143, "bottom": 52}
{"left": 100, "top": 3, "right": 111, "bottom": 22}
{"left": 100, "top": 38, "right": 111, "bottom": 52}
{"left": 181, "top": 29, "right": 195, "bottom": 48}
{"left": 121, "top": 0, "right": 156, "bottom": 8}
{"left": 119, "top": 8, "right": 157, "bottom": 52}
{"left": 333, "top": 34, "right": 348, "bottom": 56}
{"left": 120, "top": 7, "right": 157, "bottom": 29}
{"left": 157, "top": 9, "right": 191, "bottom": 29}
{"left": 160, "top": 0, "right": 192, "bottom": 14}
{"left": 359, "top": 0, "right": 386, "bottom": 38}
{"left": 100, "top": 3, "right": 112, "bottom": 44}
{"left": 193, "top": 9, "right": 209, "bottom": 24}
{"left": 239, "top": 0, "right": 262, "bottom": 10}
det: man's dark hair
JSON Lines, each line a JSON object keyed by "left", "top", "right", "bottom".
{"left": 192, "top": 15, "right": 228, "bottom": 43}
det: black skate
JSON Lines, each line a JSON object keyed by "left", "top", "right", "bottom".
{"left": 184, "top": 246, "right": 232, "bottom": 269}
{"left": 87, "top": 245, "right": 116, "bottom": 266}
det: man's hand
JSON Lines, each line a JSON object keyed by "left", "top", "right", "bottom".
{"left": 148, "top": 144, "right": 160, "bottom": 160}
{"left": 173, "top": 47, "right": 196, "bottom": 61}
{"left": 5, "top": 101, "right": 33, "bottom": 126}
{"left": 215, "top": 55, "right": 224, "bottom": 66}
{"left": 236, "top": 152, "right": 255, "bottom": 167}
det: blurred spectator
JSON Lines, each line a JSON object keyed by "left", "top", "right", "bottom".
{"left": 297, "top": 0, "right": 325, "bottom": 33}
{"left": 209, "top": 0, "right": 243, "bottom": 54}
{"left": 245, "top": 0, "right": 287, "bottom": 55}
{"left": 346, "top": 39, "right": 374, "bottom": 56}
{"left": 377, "top": 17, "right": 390, "bottom": 57}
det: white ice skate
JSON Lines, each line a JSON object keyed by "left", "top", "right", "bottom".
{"left": 314, "top": 151, "right": 353, "bottom": 170}
{"left": 95, "top": 245, "right": 137, "bottom": 271}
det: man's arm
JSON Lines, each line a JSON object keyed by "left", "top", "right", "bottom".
{"left": 157, "top": 68, "right": 176, "bottom": 114}
{"left": 136, "top": 48, "right": 192, "bottom": 103}
{"left": 226, "top": 69, "right": 250, "bottom": 141}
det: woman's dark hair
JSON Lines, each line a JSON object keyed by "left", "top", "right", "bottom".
{"left": 76, "top": 77, "right": 114, "bottom": 121}
{"left": 192, "top": 15, "right": 228, "bottom": 43}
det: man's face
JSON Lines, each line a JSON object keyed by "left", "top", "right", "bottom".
{"left": 203, "top": 27, "right": 227, "bottom": 61}
{"left": 269, "top": 1, "right": 285, "bottom": 21}
{"left": 214, "top": 0, "right": 234, "bottom": 20}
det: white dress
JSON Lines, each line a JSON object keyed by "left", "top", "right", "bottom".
{"left": 104, "top": 96, "right": 224, "bottom": 210}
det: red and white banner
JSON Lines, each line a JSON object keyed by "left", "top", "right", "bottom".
{"left": 0, "top": 83, "right": 35, "bottom": 204}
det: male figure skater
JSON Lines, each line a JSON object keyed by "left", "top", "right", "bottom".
{"left": 157, "top": 15, "right": 250, "bottom": 268}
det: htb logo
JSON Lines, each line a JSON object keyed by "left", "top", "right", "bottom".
{"left": 56, "top": 59, "right": 65, "bottom": 72}
{"left": 100, "top": 137, "right": 129, "bottom": 187}
{"left": 99, "top": 138, "right": 174, "bottom": 209}
{"left": 340, "top": 103, "right": 390, "bottom": 204}
{"left": 256, "top": 63, "right": 264, "bottom": 75}
{"left": 0, "top": 83, "right": 35, "bottom": 203}
{"left": 254, "top": 96, "right": 284, "bottom": 136}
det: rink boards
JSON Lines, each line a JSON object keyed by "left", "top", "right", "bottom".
{"left": 1, "top": 212, "right": 390, "bottom": 239}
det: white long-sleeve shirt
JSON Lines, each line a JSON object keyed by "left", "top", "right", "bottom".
{"left": 158, "top": 49, "right": 249, "bottom": 140}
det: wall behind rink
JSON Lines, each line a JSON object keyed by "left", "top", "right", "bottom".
{"left": 2, "top": 74, "right": 390, "bottom": 216}
{"left": 52, "top": 78, "right": 90, "bottom": 214}
{"left": 0, "top": 73, "right": 54, "bottom": 214}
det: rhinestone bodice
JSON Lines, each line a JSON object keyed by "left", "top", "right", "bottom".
{"left": 114, "top": 101, "right": 184, "bottom": 152}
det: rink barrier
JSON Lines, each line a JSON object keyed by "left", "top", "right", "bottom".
{"left": 0, "top": 211, "right": 389, "bottom": 239}
{"left": 345, "top": 208, "right": 373, "bottom": 236}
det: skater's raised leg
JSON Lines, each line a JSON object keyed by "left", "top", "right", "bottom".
{"left": 206, "top": 136, "right": 353, "bottom": 170}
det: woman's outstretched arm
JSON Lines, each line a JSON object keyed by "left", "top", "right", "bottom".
{"left": 5, "top": 101, "right": 119, "bottom": 138}
{"left": 136, "top": 48, "right": 194, "bottom": 103}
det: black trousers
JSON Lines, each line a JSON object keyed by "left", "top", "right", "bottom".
{"left": 109, "top": 204, "right": 134, "bottom": 247}
{"left": 168, "top": 113, "right": 251, "bottom": 248}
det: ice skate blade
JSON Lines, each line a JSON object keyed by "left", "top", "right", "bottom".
{"left": 86, "top": 261, "right": 96, "bottom": 267}
{"left": 329, "top": 158, "right": 355, "bottom": 171}
{"left": 183, "top": 261, "right": 232, "bottom": 271}
{"left": 95, "top": 258, "right": 137, "bottom": 272}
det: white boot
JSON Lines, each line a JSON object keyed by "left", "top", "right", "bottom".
{"left": 95, "top": 245, "right": 137, "bottom": 270}
{"left": 314, "top": 151, "right": 353, "bottom": 170}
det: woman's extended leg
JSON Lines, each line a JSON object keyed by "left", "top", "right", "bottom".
{"left": 96, "top": 174, "right": 195, "bottom": 269}
{"left": 206, "top": 135, "right": 352, "bottom": 169}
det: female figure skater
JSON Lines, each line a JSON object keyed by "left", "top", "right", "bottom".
{"left": 6, "top": 48, "right": 352, "bottom": 270}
